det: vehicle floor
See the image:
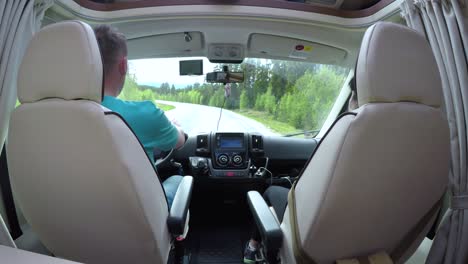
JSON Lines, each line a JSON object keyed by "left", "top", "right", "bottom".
{"left": 186, "top": 199, "right": 253, "bottom": 264}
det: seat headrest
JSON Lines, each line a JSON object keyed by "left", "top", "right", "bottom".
{"left": 356, "top": 22, "right": 442, "bottom": 107}
{"left": 18, "top": 21, "right": 103, "bottom": 103}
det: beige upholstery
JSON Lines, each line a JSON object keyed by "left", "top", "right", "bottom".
{"left": 280, "top": 22, "right": 450, "bottom": 264}
{"left": 7, "top": 21, "right": 171, "bottom": 264}
{"left": 356, "top": 23, "right": 442, "bottom": 107}
{"left": 18, "top": 21, "right": 102, "bottom": 104}
{"left": 0, "top": 245, "right": 80, "bottom": 264}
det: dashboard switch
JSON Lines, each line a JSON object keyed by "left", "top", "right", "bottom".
{"left": 232, "top": 155, "right": 243, "bottom": 165}
{"left": 217, "top": 154, "right": 229, "bottom": 166}
{"left": 197, "top": 160, "right": 206, "bottom": 169}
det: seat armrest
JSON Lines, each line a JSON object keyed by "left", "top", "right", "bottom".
{"left": 247, "top": 191, "right": 283, "bottom": 252}
{"left": 167, "top": 176, "right": 193, "bottom": 235}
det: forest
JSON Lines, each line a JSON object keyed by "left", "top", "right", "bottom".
{"left": 119, "top": 59, "right": 349, "bottom": 133}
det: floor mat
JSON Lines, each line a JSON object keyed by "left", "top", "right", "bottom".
{"left": 193, "top": 227, "right": 244, "bottom": 263}
{"left": 186, "top": 185, "right": 260, "bottom": 264}
{"left": 187, "top": 213, "right": 252, "bottom": 264}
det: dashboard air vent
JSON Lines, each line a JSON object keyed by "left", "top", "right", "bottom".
{"left": 196, "top": 134, "right": 209, "bottom": 155}
{"left": 252, "top": 135, "right": 263, "bottom": 151}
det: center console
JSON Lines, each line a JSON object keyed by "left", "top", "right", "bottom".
{"left": 213, "top": 133, "right": 249, "bottom": 169}
{"left": 190, "top": 132, "right": 264, "bottom": 178}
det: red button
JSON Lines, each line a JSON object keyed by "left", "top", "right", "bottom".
{"left": 295, "top": 45, "right": 304, "bottom": 51}
{"left": 226, "top": 172, "right": 234, "bottom": 177}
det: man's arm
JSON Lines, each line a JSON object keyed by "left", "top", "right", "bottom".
{"left": 174, "top": 125, "right": 186, "bottom": 149}
{"left": 136, "top": 101, "right": 184, "bottom": 152}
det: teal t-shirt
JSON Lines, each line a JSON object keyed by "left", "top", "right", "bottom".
{"left": 102, "top": 96, "right": 178, "bottom": 162}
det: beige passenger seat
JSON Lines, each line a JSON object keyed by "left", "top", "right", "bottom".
{"left": 248, "top": 21, "right": 450, "bottom": 264}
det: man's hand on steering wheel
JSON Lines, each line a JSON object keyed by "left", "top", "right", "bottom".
{"left": 154, "top": 148, "right": 175, "bottom": 168}
{"left": 154, "top": 133, "right": 188, "bottom": 169}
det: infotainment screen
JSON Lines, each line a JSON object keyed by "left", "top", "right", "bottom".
{"left": 219, "top": 137, "right": 243, "bottom": 148}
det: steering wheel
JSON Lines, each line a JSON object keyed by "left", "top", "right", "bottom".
{"left": 154, "top": 133, "right": 188, "bottom": 168}
{"left": 155, "top": 148, "right": 175, "bottom": 168}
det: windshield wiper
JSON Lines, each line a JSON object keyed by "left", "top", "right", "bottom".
{"left": 284, "top": 129, "right": 320, "bottom": 138}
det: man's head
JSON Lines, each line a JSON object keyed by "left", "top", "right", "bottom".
{"left": 94, "top": 25, "right": 128, "bottom": 97}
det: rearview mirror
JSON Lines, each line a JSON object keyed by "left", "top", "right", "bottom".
{"left": 206, "top": 71, "right": 244, "bottom": 83}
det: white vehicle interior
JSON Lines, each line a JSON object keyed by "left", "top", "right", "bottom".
{"left": 0, "top": 0, "right": 466, "bottom": 264}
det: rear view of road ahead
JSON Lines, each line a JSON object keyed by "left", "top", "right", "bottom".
{"left": 157, "top": 100, "right": 278, "bottom": 136}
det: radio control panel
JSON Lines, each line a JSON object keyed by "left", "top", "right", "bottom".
{"left": 192, "top": 132, "right": 265, "bottom": 178}
{"left": 212, "top": 132, "right": 249, "bottom": 169}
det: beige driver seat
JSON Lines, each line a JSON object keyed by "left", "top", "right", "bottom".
{"left": 280, "top": 22, "right": 450, "bottom": 263}
{"left": 7, "top": 21, "right": 179, "bottom": 263}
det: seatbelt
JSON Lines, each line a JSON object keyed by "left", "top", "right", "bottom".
{"left": 0, "top": 145, "right": 22, "bottom": 239}
{"left": 287, "top": 182, "right": 317, "bottom": 264}
{"left": 390, "top": 196, "right": 443, "bottom": 262}
{"left": 427, "top": 190, "right": 449, "bottom": 239}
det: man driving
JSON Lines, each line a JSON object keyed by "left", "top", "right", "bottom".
{"left": 94, "top": 25, "right": 186, "bottom": 208}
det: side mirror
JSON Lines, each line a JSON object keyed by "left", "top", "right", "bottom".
{"left": 206, "top": 71, "right": 244, "bottom": 83}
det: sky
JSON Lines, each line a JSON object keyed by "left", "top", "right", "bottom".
{"left": 129, "top": 57, "right": 217, "bottom": 88}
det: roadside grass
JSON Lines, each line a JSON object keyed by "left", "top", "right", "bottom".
{"left": 234, "top": 109, "right": 298, "bottom": 135}
{"left": 157, "top": 102, "right": 175, "bottom": 111}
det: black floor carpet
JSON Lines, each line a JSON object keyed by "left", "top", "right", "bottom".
{"left": 189, "top": 225, "right": 245, "bottom": 263}
{"left": 186, "top": 202, "right": 252, "bottom": 264}
{"left": 183, "top": 179, "right": 267, "bottom": 264}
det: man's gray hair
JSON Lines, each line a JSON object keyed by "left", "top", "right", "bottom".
{"left": 94, "top": 24, "right": 127, "bottom": 74}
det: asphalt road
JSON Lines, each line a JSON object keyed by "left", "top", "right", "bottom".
{"left": 156, "top": 100, "right": 278, "bottom": 136}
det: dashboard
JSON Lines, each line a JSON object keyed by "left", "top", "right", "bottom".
{"left": 174, "top": 132, "right": 318, "bottom": 179}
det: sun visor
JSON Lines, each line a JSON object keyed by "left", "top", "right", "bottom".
{"left": 248, "top": 34, "right": 347, "bottom": 65}
{"left": 127, "top": 32, "right": 204, "bottom": 59}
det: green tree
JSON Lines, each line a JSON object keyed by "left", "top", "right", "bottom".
{"left": 239, "top": 90, "right": 249, "bottom": 110}
{"left": 263, "top": 87, "right": 277, "bottom": 115}
{"left": 252, "top": 63, "right": 270, "bottom": 101}
{"left": 119, "top": 73, "right": 143, "bottom": 101}
{"left": 269, "top": 62, "right": 287, "bottom": 99}
{"left": 160, "top": 82, "right": 170, "bottom": 93}
{"left": 121, "top": 59, "right": 347, "bottom": 134}
{"left": 275, "top": 66, "right": 345, "bottom": 130}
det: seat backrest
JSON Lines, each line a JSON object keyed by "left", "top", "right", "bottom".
{"left": 0, "top": 245, "right": 80, "bottom": 264}
{"left": 280, "top": 22, "right": 450, "bottom": 264}
{"left": 7, "top": 21, "right": 171, "bottom": 264}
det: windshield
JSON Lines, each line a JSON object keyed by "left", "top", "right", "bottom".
{"left": 121, "top": 57, "right": 349, "bottom": 137}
